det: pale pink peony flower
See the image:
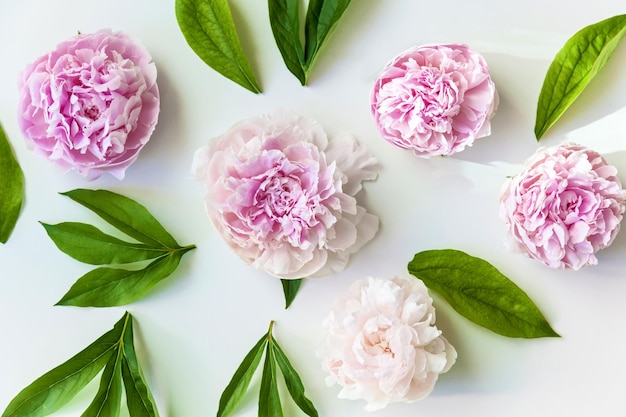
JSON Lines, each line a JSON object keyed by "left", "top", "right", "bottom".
{"left": 318, "top": 276, "right": 456, "bottom": 411}
{"left": 499, "top": 143, "right": 626, "bottom": 270}
{"left": 370, "top": 43, "right": 497, "bottom": 158}
{"left": 18, "top": 29, "right": 160, "bottom": 180}
{"left": 191, "top": 109, "right": 379, "bottom": 279}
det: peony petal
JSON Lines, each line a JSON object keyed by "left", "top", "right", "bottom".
{"left": 324, "top": 132, "right": 379, "bottom": 196}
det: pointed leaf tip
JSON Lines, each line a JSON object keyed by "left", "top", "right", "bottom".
{"left": 175, "top": 0, "right": 262, "bottom": 93}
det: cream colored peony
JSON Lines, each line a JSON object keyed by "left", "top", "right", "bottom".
{"left": 318, "top": 276, "right": 456, "bottom": 411}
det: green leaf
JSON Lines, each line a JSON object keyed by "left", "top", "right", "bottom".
{"left": 258, "top": 342, "right": 283, "bottom": 417}
{"left": 60, "top": 189, "right": 180, "bottom": 249}
{"left": 121, "top": 317, "right": 160, "bottom": 417}
{"left": 268, "top": 0, "right": 307, "bottom": 85}
{"left": 280, "top": 279, "right": 302, "bottom": 309}
{"left": 303, "top": 0, "right": 352, "bottom": 73}
{"left": 217, "top": 333, "right": 268, "bottom": 417}
{"left": 56, "top": 249, "right": 193, "bottom": 307}
{"left": 271, "top": 342, "right": 318, "bottom": 417}
{"left": 41, "top": 222, "right": 169, "bottom": 265}
{"left": 0, "top": 122, "right": 24, "bottom": 243}
{"left": 2, "top": 313, "right": 162, "bottom": 417}
{"left": 535, "top": 14, "right": 626, "bottom": 140}
{"left": 48, "top": 189, "right": 196, "bottom": 307}
{"left": 81, "top": 350, "right": 123, "bottom": 417}
{"left": 175, "top": 0, "right": 262, "bottom": 93}
{"left": 1, "top": 313, "right": 128, "bottom": 417}
{"left": 407, "top": 249, "right": 560, "bottom": 338}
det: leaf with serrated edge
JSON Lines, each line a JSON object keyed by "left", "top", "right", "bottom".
{"left": 217, "top": 333, "right": 268, "bottom": 417}
{"left": 259, "top": 342, "right": 283, "bottom": 417}
{"left": 41, "top": 222, "right": 169, "bottom": 265}
{"left": 303, "top": 0, "right": 352, "bottom": 73}
{"left": 272, "top": 341, "right": 318, "bottom": 417}
{"left": 408, "top": 249, "right": 560, "bottom": 338}
{"left": 1, "top": 313, "right": 128, "bottom": 417}
{"left": 56, "top": 250, "right": 192, "bottom": 307}
{"left": 280, "top": 279, "right": 302, "bottom": 309}
{"left": 60, "top": 189, "right": 180, "bottom": 249}
{"left": 535, "top": 14, "right": 626, "bottom": 139}
{"left": 82, "top": 348, "right": 123, "bottom": 417}
{"left": 0, "top": 122, "right": 24, "bottom": 243}
{"left": 121, "top": 317, "right": 160, "bottom": 417}
{"left": 269, "top": 0, "right": 306, "bottom": 85}
{"left": 175, "top": 0, "right": 261, "bottom": 93}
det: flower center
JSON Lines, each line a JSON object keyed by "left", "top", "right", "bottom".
{"left": 83, "top": 105, "right": 101, "bottom": 121}
{"left": 263, "top": 175, "right": 302, "bottom": 217}
{"left": 366, "top": 331, "right": 394, "bottom": 356}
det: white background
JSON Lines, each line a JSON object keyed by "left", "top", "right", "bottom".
{"left": 2, "top": 1, "right": 626, "bottom": 416}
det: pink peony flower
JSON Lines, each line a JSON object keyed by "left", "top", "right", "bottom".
{"left": 18, "top": 29, "right": 160, "bottom": 180}
{"left": 318, "top": 276, "right": 456, "bottom": 411}
{"left": 191, "top": 109, "right": 379, "bottom": 279}
{"left": 370, "top": 43, "right": 497, "bottom": 158}
{"left": 499, "top": 143, "right": 626, "bottom": 270}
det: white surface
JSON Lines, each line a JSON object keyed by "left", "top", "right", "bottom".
{"left": 2, "top": 1, "right": 626, "bottom": 416}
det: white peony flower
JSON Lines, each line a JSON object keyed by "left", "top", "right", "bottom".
{"left": 318, "top": 276, "right": 457, "bottom": 411}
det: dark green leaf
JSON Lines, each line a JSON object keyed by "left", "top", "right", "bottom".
{"left": 0, "top": 122, "right": 24, "bottom": 243}
{"left": 535, "top": 14, "right": 626, "bottom": 140}
{"left": 258, "top": 343, "right": 282, "bottom": 417}
{"left": 60, "top": 189, "right": 180, "bottom": 249}
{"left": 81, "top": 350, "right": 123, "bottom": 417}
{"left": 175, "top": 0, "right": 262, "bottom": 93}
{"left": 41, "top": 222, "right": 169, "bottom": 265}
{"left": 1, "top": 313, "right": 128, "bottom": 417}
{"left": 303, "top": 0, "right": 352, "bottom": 73}
{"left": 121, "top": 317, "right": 160, "bottom": 417}
{"left": 408, "top": 249, "right": 560, "bottom": 338}
{"left": 271, "top": 342, "right": 318, "bottom": 417}
{"left": 280, "top": 279, "right": 302, "bottom": 309}
{"left": 268, "top": 0, "right": 306, "bottom": 85}
{"left": 56, "top": 249, "right": 193, "bottom": 307}
{"left": 217, "top": 333, "right": 268, "bottom": 417}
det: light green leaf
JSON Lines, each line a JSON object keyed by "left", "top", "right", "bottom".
{"left": 268, "top": 0, "right": 306, "bottom": 85}
{"left": 303, "top": 0, "right": 352, "bottom": 73}
{"left": 60, "top": 189, "right": 180, "bottom": 249}
{"left": 121, "top": 317, "right": 160, "bottom": 417}
{"left": 81, "top": 350, "right": 123, "bottom": 417}
{"left": 217, "top": 333, "right": 268, "bottom": 417}
{"left": 1, "top": 313, "right": 128, "bottom": 417}
{"left": 258, "top": 342, "right": 283, "bottom": 417}
{"left": 175, "top": 0, "right": 262, "bottom": 93}
{"left": 0, "top": 122, "right": 24, "bottom": 244}
{"left": 272, "top": 342, "right": 318, "bottom": 417}
{"left": 41, "top": 222, "right": 168, "bottom": 265}
{"left": 280, "top": 279, "right": 302, "bottom": 309}
{"left": 535, "top": 14, "right": 626, "bottom": 140}
{"left": 408, "top": 249, "right": 560, "bottom": 338}
{"left": 56, "top": 249, "right": 193, "bottom": 307}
